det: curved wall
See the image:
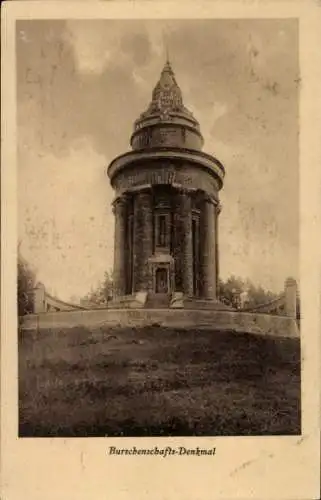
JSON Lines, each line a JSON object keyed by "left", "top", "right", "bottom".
{"left": 21, "top": 308, "right": 299, "bottom": 338}
{"left": 112, "top": 161, "right": 220, "bottom": 199}
{"left": 131, "top": 125, "right": 202, "bottom": 151}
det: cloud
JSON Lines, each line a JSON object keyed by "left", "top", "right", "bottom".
{"left": 17, "top": 19, "right": 299, "bottom": 299}
{"left": 64, "top": 21, "right": 121, "bottom": 74}
{"left": 65, "top": 20, "right": 154, "bottom": 75}
{"left": 19, "top": 137, "right": 114, "bottom": 301}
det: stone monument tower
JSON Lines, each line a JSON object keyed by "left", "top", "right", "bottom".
{"left": 107, "top": 59, "right": 225, "bottom": 308}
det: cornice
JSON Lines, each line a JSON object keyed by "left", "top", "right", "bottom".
{"left": 107, "top": 147, "right": 225, "bottom": 189}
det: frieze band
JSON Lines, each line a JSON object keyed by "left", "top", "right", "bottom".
{"left": 112, "top": 164, "right": 219, "bottom": 200}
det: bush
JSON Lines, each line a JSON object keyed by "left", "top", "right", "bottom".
{"left": 18, "top": 254, "right": 36, "bottom": 316}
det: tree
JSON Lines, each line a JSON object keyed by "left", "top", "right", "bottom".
{"left": 218, "top": 275, "right": 279, "bottom": 310}
{"left": 245, "top": 282, "right": 278, "bottom": 309}
{"left": 218, "top": 275, "right": 245, "bottom": 309}
{"left": 18, "top": 254, "right": 36, "bottom": 316}
{"left": 81, "top": 270, "right": 113, "bottom": 306}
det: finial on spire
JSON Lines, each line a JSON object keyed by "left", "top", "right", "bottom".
{"left": 162, "top": 28, "right": 170, "bottom": 64}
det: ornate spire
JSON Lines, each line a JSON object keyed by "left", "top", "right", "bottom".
{"left": 141, "top": 59, "right": 188, "bottom": 118}
{"left": 132, "top": 58, "right": 203, "bottom": 148}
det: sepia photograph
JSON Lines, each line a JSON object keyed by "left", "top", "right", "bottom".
{"left": 16, "top": 18, "right": 302, "bottom": 438}
{"left": 2, "top": 2, "right": 321, "bottom": 499}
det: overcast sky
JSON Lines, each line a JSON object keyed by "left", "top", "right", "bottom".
{"left": 17, "top": 19, "right": 299, "bottom": 302}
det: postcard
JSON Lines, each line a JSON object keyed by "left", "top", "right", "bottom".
{"left": 1, "top": 1, "right": 320, "bottom": 499}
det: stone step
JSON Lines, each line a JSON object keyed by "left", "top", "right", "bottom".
{"left": 145, "top": 293, "right": 171, "bottom": 309}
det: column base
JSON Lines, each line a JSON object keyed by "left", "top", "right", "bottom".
{"left": 170, "top": 294, "right": 235, "bottom": 311}
{"left": 110, "top": 292, "right": 148, "bottom": 309}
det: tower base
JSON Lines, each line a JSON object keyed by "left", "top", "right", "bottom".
{"left": 110, "top": 291, "right": 235, "bottom": 311}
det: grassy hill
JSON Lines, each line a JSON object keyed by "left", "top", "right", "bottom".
{"left": 19, "top": 325, "right": 301, "bottom": 437}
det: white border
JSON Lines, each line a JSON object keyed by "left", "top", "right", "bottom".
{"left": 1, "top": 2, "right": 321, "bottom": 499}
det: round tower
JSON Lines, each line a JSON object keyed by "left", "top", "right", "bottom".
{"left": 107, "top": 59, "right": 225, "bottom": 306}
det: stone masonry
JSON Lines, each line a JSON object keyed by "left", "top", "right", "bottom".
{"left": 107, "top": 59, "right": 225, "bottom": 307}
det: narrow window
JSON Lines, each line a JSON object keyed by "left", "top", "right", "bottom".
{"left": 158, "top": 215, "right": 167, "bottom": 247}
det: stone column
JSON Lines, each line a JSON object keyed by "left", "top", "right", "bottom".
{"left": 33, "top": 283, "right": 46, "bottom": 313}
{"left": 201, "top": 198, "right": 217, "bottom": 300}
{"left": 133, "top": 189, "right": 153, "bottom": 292}
{"left": 176, "top": 190, "right": 193, "bottom": 296}
{"left": 112, "top": 196, "right": 127, "bottom": 297}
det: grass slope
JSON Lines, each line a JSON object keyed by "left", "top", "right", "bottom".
{"left": 19, "top": 326, "right": 301, "bottom": 437}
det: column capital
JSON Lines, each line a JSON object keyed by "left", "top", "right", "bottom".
{"left": 124, "top": 184, "right": 153, "bottom": 195}
{"left": 172, "top": 183, "right": 197, "bottom": 196}
{"left": 202, "top": 193, "right": 221, "bottom": 208}
{"left": 112, "top": 195, "right": 129, "bottom": 215}
{"left": 112, "top": 194, "right": 129, "bottom": 206}
{"left": 174, "top": 188, "right": 195, "bottom": 202}
{"left": 204, "top": 195, "right": 215, "bottom": 205}
{"left": 134, "top": 187, "right": 153, "bottom": 198}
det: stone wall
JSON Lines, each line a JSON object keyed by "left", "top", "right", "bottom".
{"left": 131, "top": 125, "right": 202, "bottom": 151}
{"left": 243, "top": 278, "right": 298, "bottom": 319}
{"left": 113, "top": 185, "right": 220, "bottom": 299}
{"left": 32, "top": 285, "right": 86, "bottom": 313}
{"left": 21, "top": 308, "right": 299, "bottom": 338}
{"left": 112, "top": 161, "right": 219, "bottom": 200}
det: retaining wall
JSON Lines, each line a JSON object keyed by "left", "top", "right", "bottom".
{"left": 20, "top": 308, "right": 299, "bottom": 338}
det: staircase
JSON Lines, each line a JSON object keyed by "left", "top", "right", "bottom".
{"left": 145, "top": 293, "right": 171, "bottom": 309}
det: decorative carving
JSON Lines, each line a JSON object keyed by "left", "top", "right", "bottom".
{"left": 115, "top": 195, "right": 128, "bottom": 205}
{"left": 113, "top": 164, "right": 219, "bottom": 198}
{"left": 134, "top": 59, "right": 199, "bottom": 135}
{"left": 112, "top": 195, "right": 128, "bottom": 214}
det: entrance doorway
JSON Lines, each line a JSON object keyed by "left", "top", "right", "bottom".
{"left": 155, "top": 267, "right": 169, "bottom": 294}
